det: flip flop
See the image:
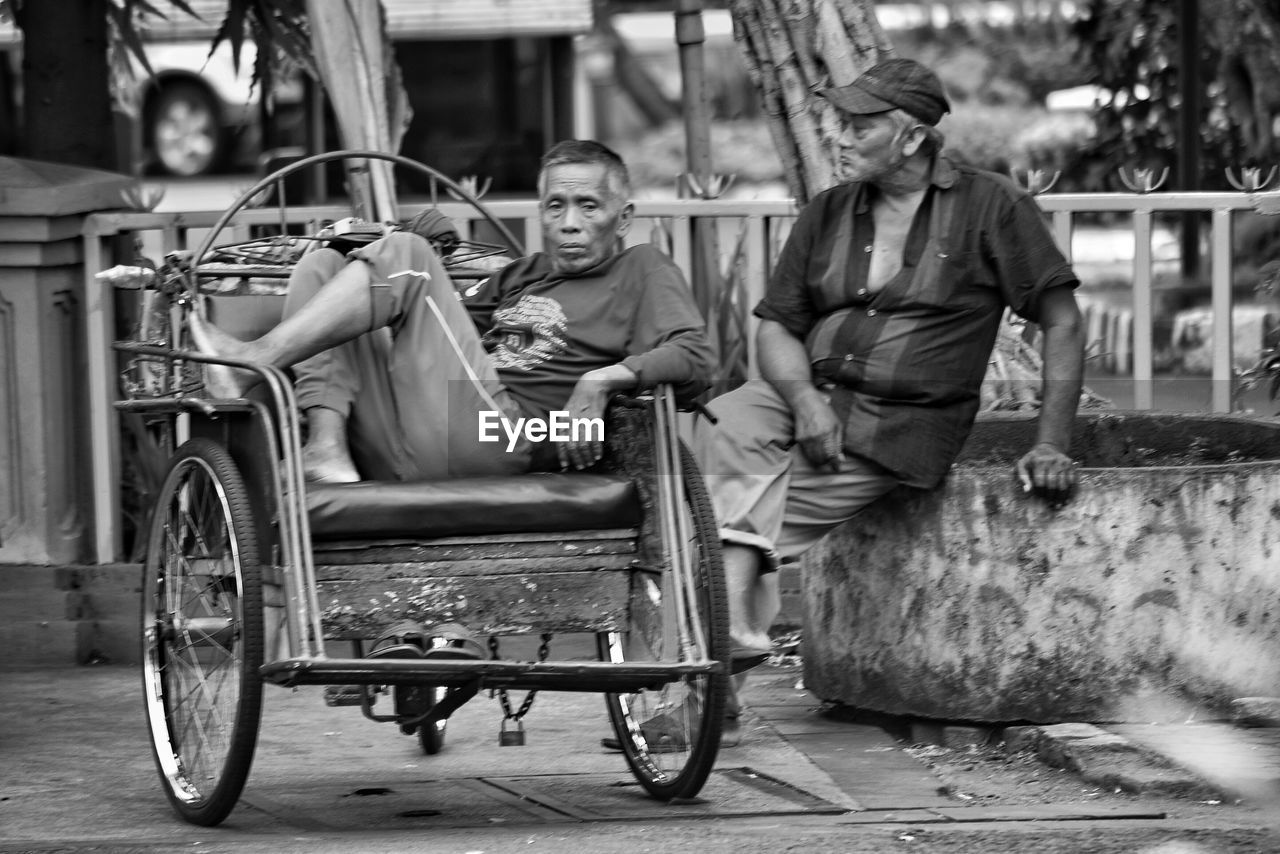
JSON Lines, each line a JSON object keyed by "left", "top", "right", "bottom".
{"left": 730, "top": 644, "right": 772, "bottom": 674}
{"left": 422, "top": 622, "right": 485, "bottom": 660}
{"left": 366, "top": 620, "right": 430, "bottom": 660}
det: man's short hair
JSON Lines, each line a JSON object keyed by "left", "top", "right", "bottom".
{"left": 538, "top": 140, "right": 632, "bottom": 201}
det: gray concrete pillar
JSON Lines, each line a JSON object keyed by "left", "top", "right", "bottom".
{"left": 0, "top": 157, "right": 135, "bottom": 564}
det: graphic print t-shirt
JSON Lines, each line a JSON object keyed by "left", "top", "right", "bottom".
{"left": 463, "top": 244, "right": 710, "bottom": 419}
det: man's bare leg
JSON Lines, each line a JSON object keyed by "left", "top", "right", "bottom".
{"left": 724, "top": 543, "right": 778, "bottom": 654}
{"left": 302, "top": 406, "right": 360, "bottom": 483}
{"left": 723, "top": 542, "right": 779, "bottom": 742}
{"left": 189, "top": 259, "right": 377, "bottom": 398}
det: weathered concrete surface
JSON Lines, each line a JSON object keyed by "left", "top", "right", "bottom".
{"left": 1005, "top": 723, "right": 1222, "bottom": 799}
{"left": 1232, "top": 697, "right": 1280, "bottom": 728}
{"left": 0, "top": 563, "right": 141, "bottom": 665}
{"left": 802, "top": 411, "right": 1280, "bottom": 722}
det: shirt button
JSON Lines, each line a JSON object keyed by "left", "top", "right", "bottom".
{"left": 863, "top": 245, "right": 873, "bottom": 253}
{"left": 867, "top": 309, "right": 878, "bottom": 317}
{"left": 937, "top": 251, "right": 949, "bottom": 259}
{"left": 843, "top": 354, "right": 854, "bottom": 362}
{"left": 857, "top": 288, "right": 868, "bottom": 296}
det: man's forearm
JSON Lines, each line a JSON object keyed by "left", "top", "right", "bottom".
{"left": 757, "top": 320, "right": 824, "bottom": 410}
{"left": 620, "top": 329, "right": 715, "bottom": 394}
{"left": 583, "top": 363, "right": 640, "bottom": 392}
{"left": 1035, "top": 313, "right": 1085, "bottom": 450}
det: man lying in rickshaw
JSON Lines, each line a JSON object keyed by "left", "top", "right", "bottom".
{"left": 190, "top": 140, "right": 739, "bottom": 679}
{"left": 193, "top": 140, "right": 713, "bottom": 484}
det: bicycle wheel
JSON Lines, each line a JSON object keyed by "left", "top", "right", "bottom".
{"left": 141, "top": 438, "right": 265, "bottom": 826}
{"left": 601, "top": 442, "right": 729, "bottom": 800}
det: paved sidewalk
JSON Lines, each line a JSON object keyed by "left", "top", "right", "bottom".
{"left": 0, "top": 660, "right": 868, "bottom": 847}
{"left": 5, "top": 659, "right": 1280, "bottom": 852}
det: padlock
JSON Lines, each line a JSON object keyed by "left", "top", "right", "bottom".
{"left": 499, "top": 719, "right": 526, "bottom": 746}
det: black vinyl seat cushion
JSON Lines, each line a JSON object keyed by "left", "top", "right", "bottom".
{"left": 306, "top": 472, "right": 642, "bottom": 541}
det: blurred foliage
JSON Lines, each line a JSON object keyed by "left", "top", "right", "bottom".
{"left": 893, "top": 18, "right": 1089, "bottom": 106}
{"left": 612, "top": 119, "right": 783, "bottom": 192}
{"left": 1074, "top": 0, "right": 1280, "bottom": 192}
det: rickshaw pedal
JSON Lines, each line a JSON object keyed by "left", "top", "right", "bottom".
{"left": 323, "top": 685, "right": 368, "bottom": 707}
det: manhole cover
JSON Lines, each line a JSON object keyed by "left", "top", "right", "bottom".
{"left": 242, "top": 766, "right": 846, "bottom": 829}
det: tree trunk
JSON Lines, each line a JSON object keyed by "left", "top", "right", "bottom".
{"left": 305, "top": 0, "right": 410, "bottom": 221}
{"left": 16, "top": 0, "right": 118, "bottom": 171}
{"left": 727, "top": 0, "right": 891, "bottom": 205}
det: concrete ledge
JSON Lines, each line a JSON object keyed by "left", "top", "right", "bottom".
{"left": 1005, "top": 722, "right": 1224, "bottom": 800}
{"left": 801, "top": 411, "right": 1280, "bottom": 721}
{"left": 1232, "top": 697, "right": 1280, "bottom": 728}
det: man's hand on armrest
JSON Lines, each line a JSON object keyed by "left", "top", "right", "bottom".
{"left": 558, "top": 365, "right": 638, "bottom": 471}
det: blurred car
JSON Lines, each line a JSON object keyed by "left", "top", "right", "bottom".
{"left": 137, "top": 40, "right": 303, "bottom": 177}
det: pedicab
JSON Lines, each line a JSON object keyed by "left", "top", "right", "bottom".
{"left": 113, "top": 151, "right": 730, "bottom": 826}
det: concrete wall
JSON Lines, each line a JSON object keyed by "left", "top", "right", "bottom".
{"left": 802, "top": 411, "right": 1280, "bottom": 723}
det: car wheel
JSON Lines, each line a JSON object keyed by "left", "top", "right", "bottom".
{"left": 148, "top": 81, "right": 225, "bottom": 177}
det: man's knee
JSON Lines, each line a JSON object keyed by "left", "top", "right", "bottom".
{"left": 294, "top": 246, "right": 345, "bottom": 278}
{"left": 378, "top": 230, "right": 441, "bottom": 263}
{"left": 286, "top": 247, "right": 346, "bottom": 312}
{"left": 707, "top": 381, "right": 788, "bottom": 438}
{"left": 697, "top": 381, "right": 793, "bottom": 477}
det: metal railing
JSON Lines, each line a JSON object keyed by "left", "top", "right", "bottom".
{"left": 1038, "top": 191, "right": 1279, "bottom": 412}
{"left": 82, "top": 188, "right": 1280, "bottom": 561}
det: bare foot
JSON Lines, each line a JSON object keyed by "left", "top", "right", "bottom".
{"left": 302, "top": 439, "right": 360, "bottom": 483}
{"left": 721, "top": 714, "right": 742, "bottom": 747}
{"left": 729, "top": 627, "right": 773, "bottom": 656}
{"left": 187, "top": 307, "right": 258, "bottom": 398}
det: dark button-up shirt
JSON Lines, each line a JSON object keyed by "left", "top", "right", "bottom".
{"left": 754, "top": 156, "right": 1078, "bottom": 488}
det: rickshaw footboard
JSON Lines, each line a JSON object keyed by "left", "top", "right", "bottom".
{"left": 260, "top": 656, "right": 721, "bottom": 694}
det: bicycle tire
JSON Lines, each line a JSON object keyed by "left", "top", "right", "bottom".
{"left": 141, "top": 438, "right": 265, "bottom": 826}
{"left": 601, "top": 441, "right": 729, "bottom": 800}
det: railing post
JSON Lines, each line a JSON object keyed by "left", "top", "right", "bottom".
{"left": 1210, "top": 207, "right": 1235, "bottom": 412}
{"left": 83, "top": 222, "right": 122, "bottom": 563}
{"left": 1051, "top": 210, "right": 1073, "bottom": 261}
{"left": 671, "top": 214, "right": 693, "bottom": 282}
{"left": 1131, "top": 208, "right": 1155, "bottom": 410}
{"left": 743, "top": 214, "right": 767, "bottom": 379}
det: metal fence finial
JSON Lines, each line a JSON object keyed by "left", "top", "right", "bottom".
{"left": 681, "top": 172, "right": 737, "bottom": 200}
{"left": 1225, "top": 166, "right": 1278, "bottom": 193}
{"left": 1117, "top": 166, "right": 1170, "bottom": 193}
{"left": 1013, "top": 169, "right": 1061, "bottom": 195}
{"left": 447, "top": 175, "right": 493, "bottom": 202}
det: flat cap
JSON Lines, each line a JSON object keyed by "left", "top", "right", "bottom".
{"left": 818, "top": 58, "right": 951, "bottom": 126}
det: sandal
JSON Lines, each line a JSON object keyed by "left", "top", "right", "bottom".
{"left": 422, "top": 622, "right": 485, "bottom": 660}
{"left": 367, "top": 620, "right": 430, "bottom": 659}
{"left": 730, "top": 644, "right": 772, "bottom": 675}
